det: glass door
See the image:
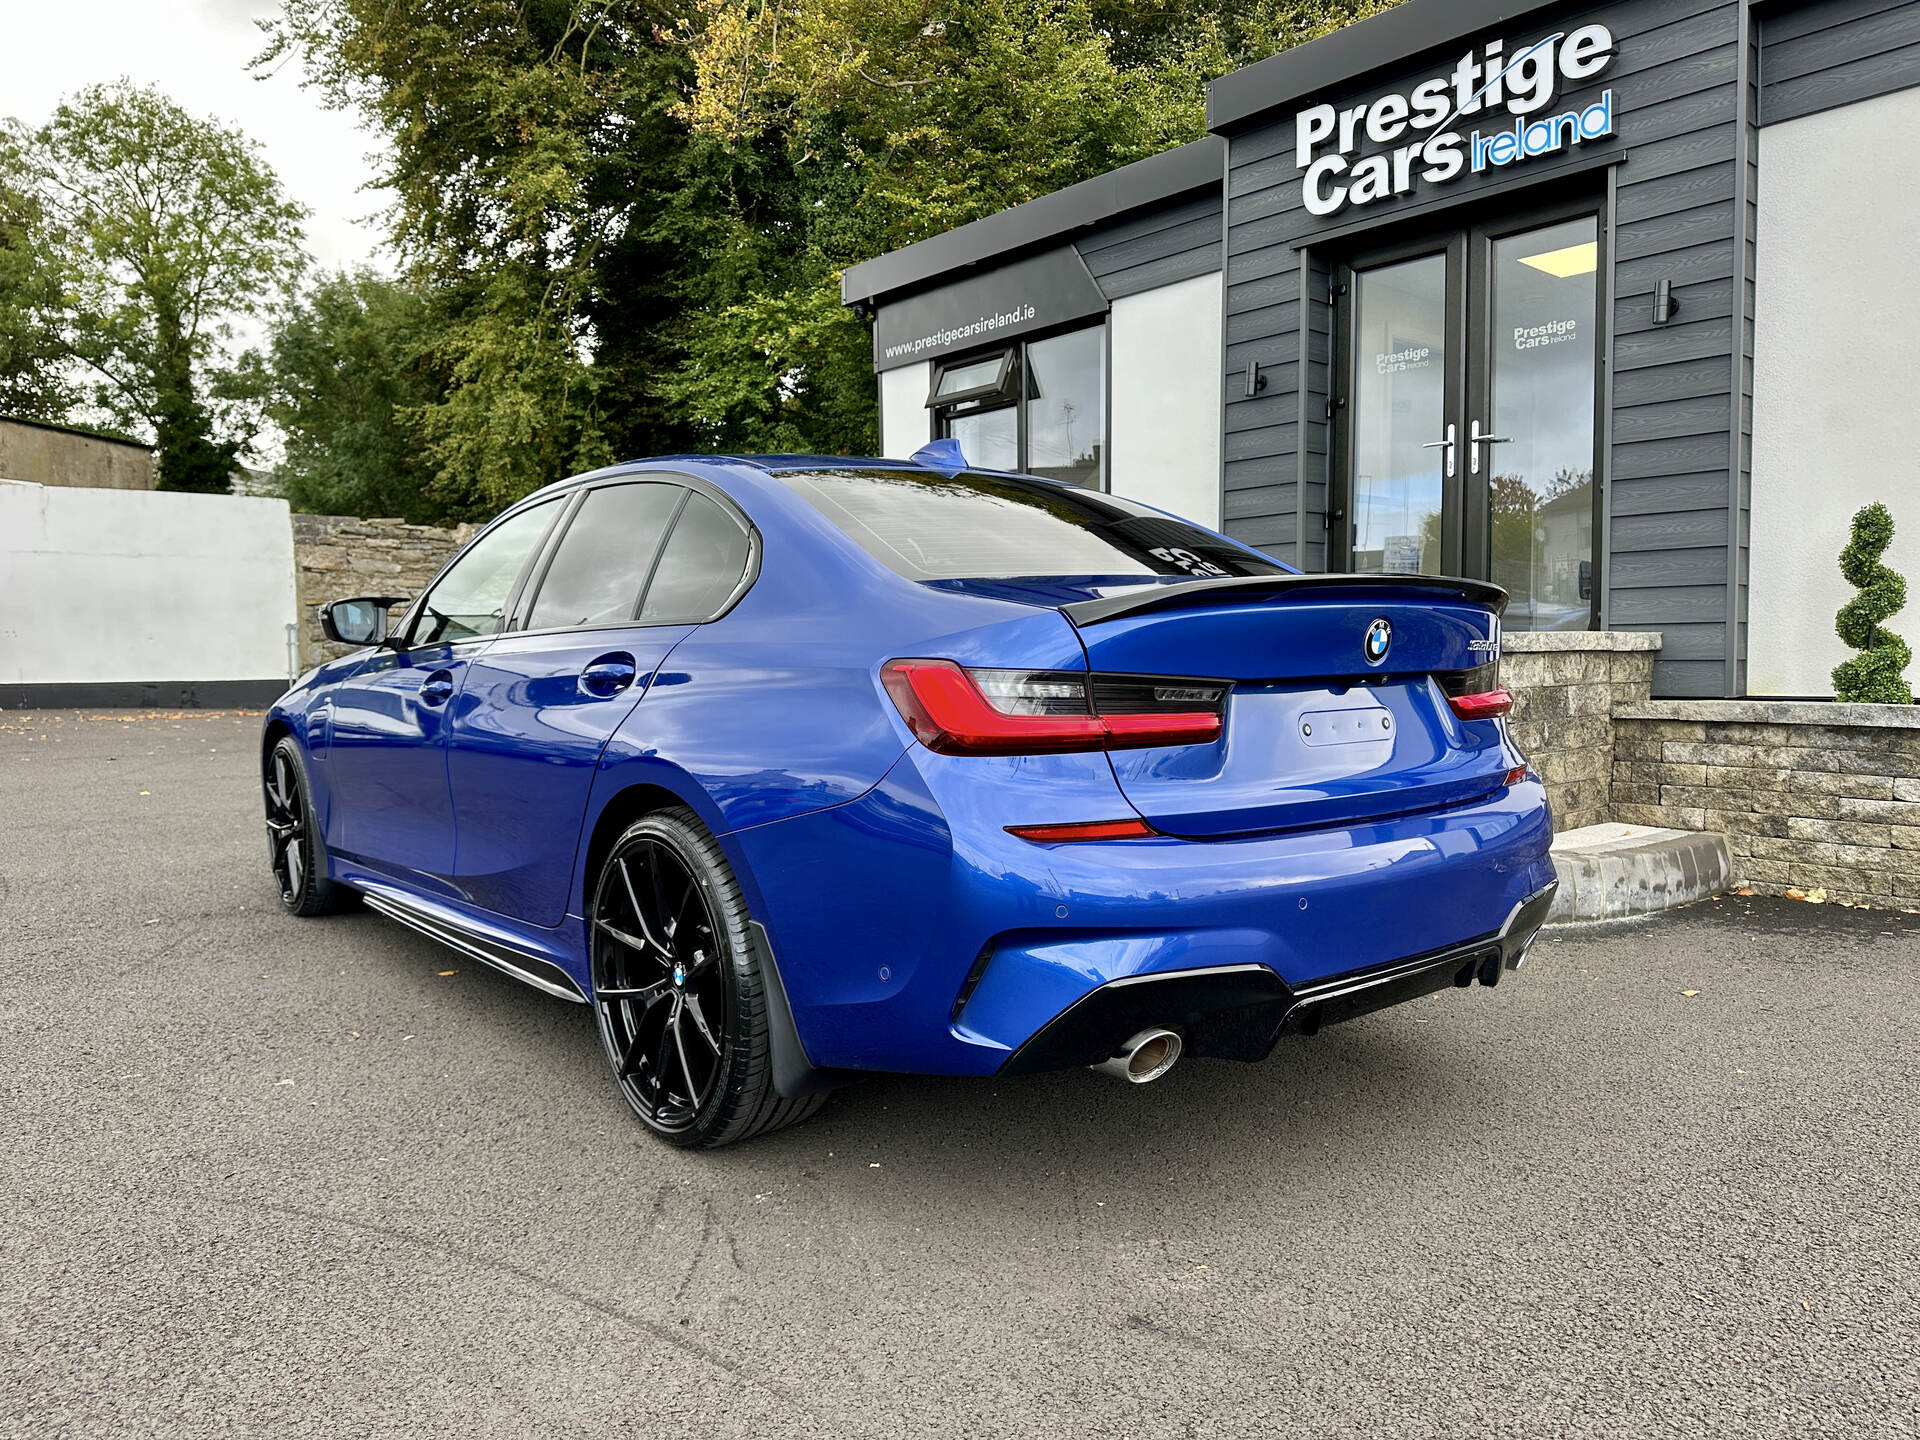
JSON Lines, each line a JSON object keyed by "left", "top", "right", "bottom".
{"left": 1333, "top": 203, "right": 1602, "bottom": 629}
{"left": 1470, "top": 215, "right": 1600, "bottom": 632}
{"left": 1342, "top": 238, "right": 1464, "bottom": 577}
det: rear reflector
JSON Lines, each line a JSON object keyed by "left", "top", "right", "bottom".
{"left": 1448, "top": 687, "right": 1514, "bottom": 721}
{"left": 882, "top": 659, "right": 1224, "bottom": 756}
{"left": 1005, "top": 818, "right": 1159, "bottom": 843}
{"left": 1504, "top": 765, "right": 1529, "bottom": 787}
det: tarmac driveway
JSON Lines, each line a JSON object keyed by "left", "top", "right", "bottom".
{"left": 2, "top": 708, "right": 1916, "bottom": 1438}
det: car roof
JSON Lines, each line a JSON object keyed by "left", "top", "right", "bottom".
{"left": 511, "top": 452, "right": 1078, "bottom": 508}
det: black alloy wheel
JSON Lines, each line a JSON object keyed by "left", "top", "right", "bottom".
{"left": 264, "top": 736, "right": 337, "bottom": 916}
{"left": 590, "top": 809, "right": 825, "bottom": 1148}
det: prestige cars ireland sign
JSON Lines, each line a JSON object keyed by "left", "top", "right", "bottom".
{"left": 1295, "top": 25, "right": 1619, "bottom": 217}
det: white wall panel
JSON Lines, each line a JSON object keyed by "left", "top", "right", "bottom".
{"left": 1108, "top": 273, "right": 1223, "bottom": 529}
{"left": 879, "top": 362, "right": 932, "bottom": 458}
{"left": 1751, "top": 88, "right": 1920, "bottom": 696}
{"left": 0, "top": 482, "right": 297, "bottom": 684}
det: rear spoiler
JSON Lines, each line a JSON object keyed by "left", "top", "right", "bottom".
{"left": 1061, "top": 574, "right": 1509, "bottom": 626}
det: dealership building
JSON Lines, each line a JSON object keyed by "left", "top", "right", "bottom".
{"left": 843, "top": 0, "right": 1920, "bottom": 699}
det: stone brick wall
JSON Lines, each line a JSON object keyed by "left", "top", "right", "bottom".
{"left": 0, "top": 416, "right": 152, "bottom": 490}
{"left": 1503, "top": 632, "right": 1660, "bottom": 830}
{"left": 1613, "top": 701, "right": 1920, "bottom": 906}
{"left": 292, "top": 514, "right": 474, "bottom": 668}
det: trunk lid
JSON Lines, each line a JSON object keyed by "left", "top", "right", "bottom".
{"left": 1066, "top": 576, "right": 1512, "bottom": 838}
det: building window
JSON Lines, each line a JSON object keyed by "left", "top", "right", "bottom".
{"left": 928, "top": 325, "right": 1106, "bottom": 488}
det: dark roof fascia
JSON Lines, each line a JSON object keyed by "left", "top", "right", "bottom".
{"left": 1206, "top": 0, "right": 1579, "bottom": 134}
{"left": 840, "top": 137, "right": 1223, "bottom": 307}
{"left": 0, "top": 413, "right": 149, "bottom": 450}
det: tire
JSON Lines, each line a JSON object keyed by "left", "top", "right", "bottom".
{"left": 264, "top": 735, "right": 340, "bottom": 917}
{"left": 589, "top": 808, "right": 827, "bottom": 1149}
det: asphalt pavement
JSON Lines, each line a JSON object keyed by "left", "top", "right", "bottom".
{"left": 3, "top": 708, "right": 1917, "bottom": 1439}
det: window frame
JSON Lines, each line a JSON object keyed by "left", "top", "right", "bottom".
{"left": 395, "top": 494, "right": 569, "bottom": 652}
{"left": 928, "top": 321, "right": 1109, "bottom": 491}
{"left": 503, "top": 471, "right": 763, "bottom": 639}
{"left": 925, "top": 347, "right": 1017, "bottom": 410}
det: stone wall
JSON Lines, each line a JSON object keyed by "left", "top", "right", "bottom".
{"left": 1503, "top": 632, "right": 1660, "bottom": 831}
{"left": 0, "top": 417, "right": 152, "bottom": 491}
{"left": 292, "top": 514, "right": 473, "bottom": 668}
{"left": 1613, "top": 701, "right": 1920, "bottom": 907}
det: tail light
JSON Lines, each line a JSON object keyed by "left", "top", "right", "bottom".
{"left": 1005, "top": 818, "right": 1160, "bottom": 843}
{"left": 1441, "top": 660, "right": 1512, "bottom": 721}
{"left": 1449, "top": 687, "right": 1514, "bottom": 721}
{"left": 881, "top": 659, "right": 1226, "bottom": 756}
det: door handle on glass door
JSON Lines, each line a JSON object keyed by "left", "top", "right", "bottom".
{"left": 419, "top": 671, "right": 455, "bottom": 706}
{"left": 1469, "top": 420, "right": 1511, "bottom": 474}
{"left": 580, "top": 654, "right": 638, "bottom": 697}
{"left": 1421, "top": 423, "right": 1457, "bottom": 478}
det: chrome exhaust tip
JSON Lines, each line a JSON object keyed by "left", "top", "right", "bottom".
{"left": 1092, "top": 1027, "right": 1183, "bottom": 1084}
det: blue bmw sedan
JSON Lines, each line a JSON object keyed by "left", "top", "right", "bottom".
{"left": 263, "top": 441, "right": 1556, "bottom": 1148}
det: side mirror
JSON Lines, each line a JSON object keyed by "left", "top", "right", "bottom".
{"left": 320, "top": 596, "right": 408, "bottom": 648}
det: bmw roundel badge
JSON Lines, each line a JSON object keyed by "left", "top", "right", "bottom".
{"left": 1363, "top": 617, "right": 1392, "bottom": 665}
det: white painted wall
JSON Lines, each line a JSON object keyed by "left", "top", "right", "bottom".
{"left": 878, "top": 361, "right": 933, "bottom": 458}
{"left": 1108, "top": 272, "right": 1223, "bottom": 529}
{"left": 0, "top": 482, "right": 298, "bottom": 684}
{"left": 1750, "top": 88, "right": 1920, "bottom": 697}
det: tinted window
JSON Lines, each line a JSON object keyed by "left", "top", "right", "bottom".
{"left": 775, "top": 469, "right": 1286, "bottom": 582}
{"left": 526, "top": 483, "right": 682, "bottom": 631}
{"left": 408, "top": 498, "right": 560, "bottom": 646}
{"left": 639, "top": 492, "right": 752, "bottom": 621}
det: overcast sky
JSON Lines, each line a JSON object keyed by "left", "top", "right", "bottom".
{"left": 3, "top": 0, "right": 388, "bottom": 274}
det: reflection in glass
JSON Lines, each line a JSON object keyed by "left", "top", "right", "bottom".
{"left": 1025, "top": 327, "right": 1104, "bottom": 488}
{"left": 946, "top": 405, "right": 1018, "bottom": 472}
{"left": 935, "top": 353, "right": 1007, "bottom": 398}
{"left": 1351, "top": 254, "right": 1447, "bottom": 575}
{"left": 1490, "top": 216, "right": 1597, "bottom": 630}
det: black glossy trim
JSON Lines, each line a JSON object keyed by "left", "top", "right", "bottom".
{"left": 997, "top": 880, "right": 1558, "bottom": 1074}
{"left": 748, "top": 921, "right": 856, "bottom": 1098}
{"left": 0, "top": 679, "right": 287, "bottom": 710}
{"left": 360, "top": 892, "right": 588, "bottom": 1003}
{"left": 1061, "top": 573, "right": 1511, "bottom": 627}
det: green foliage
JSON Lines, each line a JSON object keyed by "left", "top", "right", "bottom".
{"left": 267, "top": 269, "right": 445, "bottom": 521}
{"left": 1833, "top": 501, "right": 1912, "bottom": 704}
{"left": 3, "top": 82, "right": 308, "bottom": 487}
{"left": 261, "top": 0, "right": 1398, "bottom": 515}
{"left": 0, "top": 172, "right": 76, "bottom": 421}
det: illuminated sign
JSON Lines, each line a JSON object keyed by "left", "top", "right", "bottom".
{"left": 1293, "top": 25, "right": 1618, "bottom": 218}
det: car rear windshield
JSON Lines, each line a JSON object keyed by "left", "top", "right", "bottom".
{"left": 775, "top": 469, "right": 1287, "bottom": 582}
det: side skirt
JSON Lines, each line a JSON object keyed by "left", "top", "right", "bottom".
{"left": 361, "top": 892, "right": 588, "bottom": 1004}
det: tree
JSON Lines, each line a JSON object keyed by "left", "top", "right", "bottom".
{"left": 1833, "top": 501, "right": 1912, "bottom": 704}
{"left": 266, "top": 269, "right": 446, "bottom": 521}
{"left": 261, "top": 0, "right": 1398, "bottom": 509}
{"left": 3, "top": 83, "right": 308, "bottom": 490}
{"left": 0, "top": 173, "right": 76, "bottom": 421}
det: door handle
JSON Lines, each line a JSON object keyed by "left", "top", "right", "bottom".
{"left": 1469, "top": 420, "right": 1512, "bottom": 475}
{"left": 419, "top": 671, "right": 455, "bottom": 706}
{"left": 580, "top": 653, "right": 638, "bottom": 698}
{"left": 1421, "top": 422, "right": 1457, "bottom": 478}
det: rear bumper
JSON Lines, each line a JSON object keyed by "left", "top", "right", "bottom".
{"left": 729, "top": 748, "right": 1557, "bottom": 1076}
{"left": 999, "top": 879, "right": 1557, "bottom": 1073}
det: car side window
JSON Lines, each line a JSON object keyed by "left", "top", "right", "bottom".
{"left": 639, "top": 491, "right": 753, "bottom": 622}
{"left": 407, "top": 498, "right": 561, "bottom": 647}
{"left": 524, "top": 482, "right": 683, "bottom": 632}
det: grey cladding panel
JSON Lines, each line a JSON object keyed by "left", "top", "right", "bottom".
{"left": 1075, "top": 193, "right": 1223, "bottom": 302}
{"left": 1759, "top": 0, "right": 1920, "bottom": 122}
{"left": 1222, "top": 0, "right": 1748, "bottom": 696}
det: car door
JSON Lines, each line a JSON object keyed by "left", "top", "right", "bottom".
{"left": 445, "top": 478, "right": 755, "bottom": 926}
{"left": 324, "top": 496, "right": 565, "bottom": 890}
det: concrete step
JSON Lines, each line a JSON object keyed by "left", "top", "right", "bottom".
{"left": 1545, "top": 822, "right": 1731, "bottom": 925}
